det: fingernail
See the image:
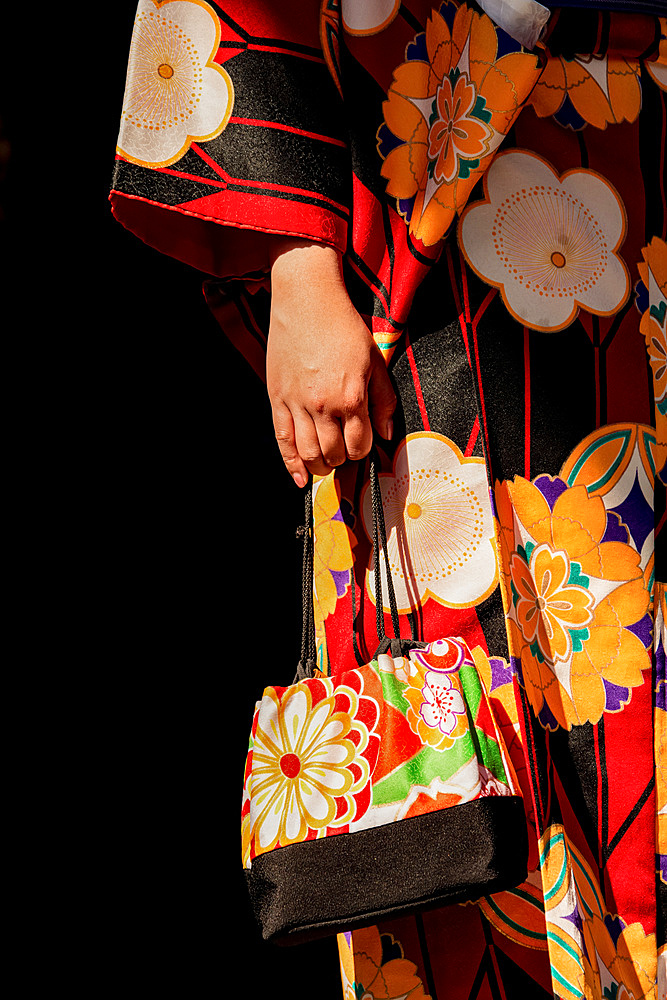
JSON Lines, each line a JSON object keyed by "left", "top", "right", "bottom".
{"left": 293, "top": 473, "right": 306, "bottom": 488}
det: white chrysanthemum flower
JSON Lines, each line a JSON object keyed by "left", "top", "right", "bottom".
{"left": 117, "top": 0, "right": 233, "bottom": 168}
{"left": 249, "top": 681, "right": 371, "bottom": 853}
{"left": 459, "top": 150, "right": 629, "bottom": 331}
{"left": 363, "top": 433, "right": 498, "bottom": 613}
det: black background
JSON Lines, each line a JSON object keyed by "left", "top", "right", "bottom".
{"left": 1, "top": 6, "right": 342, "bottom": 994}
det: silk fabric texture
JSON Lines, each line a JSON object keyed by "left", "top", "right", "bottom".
{"left": 110, "top": 2, "right": 667, "bottom": 997}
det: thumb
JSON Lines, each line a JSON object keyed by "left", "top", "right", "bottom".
{"left": 368, "top": 350, "right": 396, "bottom": 442}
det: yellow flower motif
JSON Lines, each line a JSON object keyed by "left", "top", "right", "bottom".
{"left": 510, "top": 544, "right": 594, "bottom": 664}
{"left": 313, "top": 473, "right": 356, "bottom": 622}
{"left": 248, "top": 679, "right": 371, "bottom": 856}
{"left": 339, "top": 925, "right": 431, "bottom": 1000}
{"left": 495, "top": 473, "right": 650, "bottom": 730}
{"left": 378, "top": 0, "right": 541, "bottom": 246}
{"left": 117, "top": 0, "right": 234, "bottom": 168}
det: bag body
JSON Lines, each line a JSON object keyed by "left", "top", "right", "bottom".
{"left": 241, "top": 633, "right": 528, "bottom": 944}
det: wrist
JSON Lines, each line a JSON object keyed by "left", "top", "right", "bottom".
{"left": 270, "top": 239, "right": 343, "bottom": 286}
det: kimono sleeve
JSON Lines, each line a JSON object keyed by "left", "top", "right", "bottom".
{"left": 110, "top": 0, "right": 350, "bottom": 281}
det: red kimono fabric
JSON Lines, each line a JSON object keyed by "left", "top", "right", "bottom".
{"left": 111, "top": 2, "right": 667, "bottom": 997}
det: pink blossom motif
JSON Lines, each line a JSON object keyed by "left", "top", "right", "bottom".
{"left": 419, "top": 669, "right": 467, "bottom": 736}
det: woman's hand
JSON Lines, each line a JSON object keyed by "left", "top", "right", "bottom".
{"left": 266, "top": 240, "right": 396, "bottom": 487}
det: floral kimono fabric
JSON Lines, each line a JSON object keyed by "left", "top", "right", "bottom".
{"left": 309, "top": 21, "right": 666, "bottom": 1000}
{"left": 110, "top": 1, "right": 666, "bottom": 997}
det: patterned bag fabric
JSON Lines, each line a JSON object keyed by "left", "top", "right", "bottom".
{"left": 241, "top": 462, "right": 528, "bottom": 944}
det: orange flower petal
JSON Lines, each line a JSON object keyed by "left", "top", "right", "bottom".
{"left": 551, "top": 485, "right": 607, "bottom": 555}
{"left": 475, "top": 54, "right": 533, "bottom": 130}
{"left": 383, "top": 92, "right": 428, "bottom": 144}
{"left": 530, "top": 57, "right": 568, "bottom": 118}
{"left": 533, "top": 546, "right": 569, "bottom": 596}
{"left": 382, "top": 957, "right": 428, "bottom": 999}
{"left": 596, "top": 575, "right": 650, "bottom": 632}
{"left": 506, "top": 477, "right": 552, "bottom": 541}
{"left": 352, "top": 925, "right": 384, "bottom": 970}
{"left": 450, "top": 5, "right": 475, "bottom": 61}
{"left": 573, "top": 626, "right": 649, "bottom": 686}
{"left": 389, "top": 60, "right": 432, "bottom": 101}
{"left": 569, "top": 668, "right": 607, "bottom": 726}
{"left": 410, "top": 184, "right": 457, "bottom": 245}
{"left": 579, "top": 540, "right": 643, "bottom": 582}
{"left": 381, "top": 141, "right": 427, "bottom": 198}
{"left": 426, "top": 8, "right": 452, "bottom": 74}
{"left": 607, "top": 57, "right": 642, "bottom": 124}
{"left": 466, "top": 8, "right": 497, "bottom": 70}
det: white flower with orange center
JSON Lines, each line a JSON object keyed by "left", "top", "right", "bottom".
{"left": 117, "top": 0, "right": 234, "bottom": 168}
{"left": 510, "top": 544, "right": 594, "bottom": 665}
{"left": 362, "top": 433, "right": 497, "bottom": 613}
{"left": 459, "top": 150, "right": 630, "bottom": 331}
{"left": 248, "top": 681, "right": 372, "bottom": 855}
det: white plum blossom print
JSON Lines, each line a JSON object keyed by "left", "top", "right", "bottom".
{"left": 117, "top": 0, "right": 234, "bottom": 168}
{"left": 362, "top": 433, "right": 497, "bottom": 613}
{"left": 458, "top": 150, "right": 630, "bottom": 332}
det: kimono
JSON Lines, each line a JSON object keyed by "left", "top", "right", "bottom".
{"left": 110, "top": 1, "right": 667, "bottom": 997}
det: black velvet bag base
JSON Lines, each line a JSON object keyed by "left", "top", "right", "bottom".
{"left": 245, "top": 794, "right": 529, "bottom": 945}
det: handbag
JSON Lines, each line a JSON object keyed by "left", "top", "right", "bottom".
{"left": 241, "top": 457, "right": 528, "bottom": 945}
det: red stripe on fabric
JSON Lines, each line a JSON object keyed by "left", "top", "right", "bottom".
{"left": 191, "top": 142, "right": 231, "bottom": 180}
{"left": 405, "top": 333, "right": 430, "bottom": 431}
{"left": 473, "top": 288, "right": 497, "bottom": 328}
{"left": 149, "top": 165, "right": 229, "bottom": 189}
{"left": 347, "top": 258, "right": 390, "bottom": 314}
{"left": 656, "top": 507, "right": 666, "bottom": 538}
{"left": 465, "top": 262, "right": 491, "bottom": 462}
{"left": 487, "top": 939, "right": 508, "bottom": 1000}
{"left": 464, "top": 416, "right": 480, "bottom": 457}
{"left": 445, "top": 244, "right": 463, "bottom": 316}
{"left": 459, "top": 252, "right": 472, "bottom": 325}
{"left": 190, "top": 143, "right": 350, "bottom": 214}
{"left": 518, "top": 684, "right": 547, "bottom": 830}
{"left": 228, "top": 117, "right": 347, "bottom": 148}
{"left": 524, "top": 327, "right": 531, "bottom": 478}
{"left": 111, "top": 186, "right": 349, "bottom": 277}
{"left": 444, "top": 246, "right": 473, "bottom": 364}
